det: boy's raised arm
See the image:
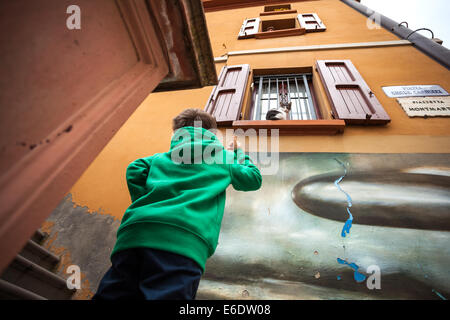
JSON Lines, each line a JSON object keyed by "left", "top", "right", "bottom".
{"left": 126, "top": 157, "right": 153, "bottom": 202}
{"left": 229, "top": 148, "right": 262, "bottom": 192}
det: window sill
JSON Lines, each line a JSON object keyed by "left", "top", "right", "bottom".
{"left": 260, "top": 10, "right": 298, "bottom": 16}
{"left": 232, "top": 120, "right": 346, "bottom": 135}
{"left": 255, "top": 28, "right": 306, "bottom": 39}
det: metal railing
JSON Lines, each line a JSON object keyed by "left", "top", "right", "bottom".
{"left": 253, "top": 74, "right": 317, "bottom": 120}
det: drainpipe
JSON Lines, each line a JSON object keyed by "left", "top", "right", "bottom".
{"left": 340, "top": 0, "right": 450, "bottom": 69}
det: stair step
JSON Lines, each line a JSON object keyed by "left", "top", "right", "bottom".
{"left": 1, "top": 255, "right": 76, "bottom": 300}
{"left": 0, "top": 279, "right": 46, "bottom": 300}
{"left": 31, "top": 230, "right": 48, "bottom": 244}
{"left": 19, "top": 240, "right": 60, "bottom": 271}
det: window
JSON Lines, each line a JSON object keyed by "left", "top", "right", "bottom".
{"left": 204, "top": 61, "right": 390, "bottom": 134}
{"left": 264, "top": 4, "right": 291, "bottom": 12}
{"left": 238, "top": 17, "right": 305, "bottom": 39}
{"left": 251, "top": 74, "right": 319, "bottom": 120}
{"left": 260, "top": 4, "right": 297, "bottom": 16}
{"left": 261, "top": 18, "right": 296, "bottom": 32}
{"left": 238, "top": 13, "right": 326, "bottom": 39}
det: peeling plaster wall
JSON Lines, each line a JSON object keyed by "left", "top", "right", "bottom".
{"left": 42, "top": 194, "right": 120, "bottom": 299}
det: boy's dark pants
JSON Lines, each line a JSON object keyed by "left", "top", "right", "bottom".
{"left": 92, "top": 248, "right": 202, "bottom": 300}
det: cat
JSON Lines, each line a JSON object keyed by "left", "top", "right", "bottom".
{"left": 265, "top": 102, "right": 292, "bottom": 120}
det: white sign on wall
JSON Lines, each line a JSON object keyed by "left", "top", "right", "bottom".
{"left": 397, "top": 96, "right": 450, "bottom": 117}
{"left": 383, "top": 85, "right": 449, "bottom": 98}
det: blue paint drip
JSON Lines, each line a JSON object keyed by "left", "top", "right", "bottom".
{"left": 341, "top": 208, "right": 353, "bottom": 238}
{"left": 334, "top": 159, "right": 353, "bottom": 238}
{"left": 432, "top": 289, "right": 447, "bottom": 300}
{"left": 333, "top": 160, "right": 366, "bottom": 284}
{"left": 337, "top": 258, "right": 366, "bottom": 283}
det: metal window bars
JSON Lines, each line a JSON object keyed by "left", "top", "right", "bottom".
{"left": 253, "top": 74, "right": 317, "bottom": 120}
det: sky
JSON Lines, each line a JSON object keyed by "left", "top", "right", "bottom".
{"left": 361, "top": 0, "right": 450, "bottom": 48}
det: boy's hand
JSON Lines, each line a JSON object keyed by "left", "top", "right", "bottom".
{"left": 227, "top": 135, "right": 241, "bottom": 151}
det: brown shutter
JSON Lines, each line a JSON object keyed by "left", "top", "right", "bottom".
{"left": 238, "top": 18, "right": 260, "bottom": 39}
{"left": 204, "top": 64, "right": 250, "bottom": 125}
{"left": 316, "top": 60, "right": 390, "bottom": 125}
{"left": 297, "top": 13, "right": 326, "bottom": 32}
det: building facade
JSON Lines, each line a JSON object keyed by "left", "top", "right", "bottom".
{"left": 38, "top": 0, "right": 449, "bottom": 299}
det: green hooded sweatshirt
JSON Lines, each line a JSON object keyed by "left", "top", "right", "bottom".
{"left": 111, "top": 126, "right": 262, "bottom": 272}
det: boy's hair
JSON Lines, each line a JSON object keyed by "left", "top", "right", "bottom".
{"left": 172, "top": 108, "right": 217, "bottom": 131}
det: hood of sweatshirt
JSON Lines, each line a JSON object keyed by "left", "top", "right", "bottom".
{"left": 169, "top": 126, "right": 229, "bottom": 164}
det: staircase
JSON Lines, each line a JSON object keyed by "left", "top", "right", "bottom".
{"left": 0, "top": 230, "right": 76, "bottom": 300}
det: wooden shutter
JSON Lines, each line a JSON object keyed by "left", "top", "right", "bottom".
{"left": 297, "top": 13, "right": 326, "bottom": 32}
{"left": 238, "top": 18, "right": 260, "bottom": 39}
{"left": 204, "top": 64, "right": 250, "bottom": 125}
{"left": 316, "top": 60, "right": 390, "bottom": 125}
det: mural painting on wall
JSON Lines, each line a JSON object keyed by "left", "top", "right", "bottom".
{"left": 197, "top": 153, "right": 450, "bottom": 300}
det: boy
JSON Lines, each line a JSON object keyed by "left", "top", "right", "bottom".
{"left": 93, "top": 108, "right": 262, "bottom": 300}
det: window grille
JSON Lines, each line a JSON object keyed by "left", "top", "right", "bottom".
{"left": 252, "top": 74, "right": 317, "bottom": 120}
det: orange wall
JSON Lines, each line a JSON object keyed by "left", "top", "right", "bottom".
{"left": 206, "top": 0, "right": 399, "bottom": 57}
{"left": 67, "top": 0, "right": 450, "bottom": 220}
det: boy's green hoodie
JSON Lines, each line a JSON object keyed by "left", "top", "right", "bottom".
{"left": 111, "top": 126, "right": 262, "bottom": 272}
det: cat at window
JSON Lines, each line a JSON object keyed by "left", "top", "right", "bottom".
{"left": 265, "top": 102, "right": 291, "bottom": 120}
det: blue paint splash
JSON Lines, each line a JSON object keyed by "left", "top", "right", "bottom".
{"left": 432, "top": 289, "right": 447, "bottom": 300}
{"left": 334, "top": 159, "right": 353, "bottom": 237}
{"left": 337, "top": 276, "right": 341, "bottom": 281}
{"left": 337, "top": 258, "right": 366, "bottom": 283}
